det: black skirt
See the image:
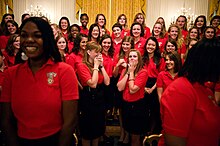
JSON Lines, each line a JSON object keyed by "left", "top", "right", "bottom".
{"left": 79, "top": 84, "right": 105, "bottom": 140}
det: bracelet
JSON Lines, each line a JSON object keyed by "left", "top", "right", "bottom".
{"left": 93, "top": 68, "right": 99, "bottom": 71}
{"left": 129, "top": 78, "right": 135, "bottom": 81}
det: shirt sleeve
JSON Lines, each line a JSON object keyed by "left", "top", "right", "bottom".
{"left": 76, "top": 63, "right": 92, "bottom": 86}
{"left": 0, "top": 69, "right": 12, "bottom": 102}
{"left": 134, "top": 69, "right": 148, "bottom": 88}
{"left": 161, "top": 78, "right": 196, "bottom": 137}
{"left": 156, "top": 72, "right": 163, "bottom": 88}
{"left": 59, "top": 64, "right": 79, "bottom": 100}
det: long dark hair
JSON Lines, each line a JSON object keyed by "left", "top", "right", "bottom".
{"left": 142, "top": 37, "right": 161, "bottom": 68}
{"left": 5, "top": 34, "right": 20, "bottom": 56}
{"left": 130, "top": 22, "right": 144, "bottom": 37}
{"left": 88, "top": 23, "right": 100, "bottom": 42}
{"left": 179, "top": 38, "right": 220, "bottom": 84}
{"left": 100, "top": 34, "right": 114, "bottom": 58}
{"left": 4, "top": 20, "right": 19, "bottom": 35}
{"left": 72, "top": 33, "right": 88, "bottom": 54}
{"left": 20, "top": 17, "right": 61, "bottom": 62}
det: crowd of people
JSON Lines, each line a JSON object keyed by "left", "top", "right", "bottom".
{"left": 0, "top": 11, "right": 219, "bottom": 146}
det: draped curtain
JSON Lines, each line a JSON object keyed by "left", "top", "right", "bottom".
{"left": 75, "top": 0, "right": 146, "bottom": 31}
{"left": 0, "top": 0, "right": 13, "bottom": 19}
{"left": 209, "top": 0, "right": 220, "bottom": 20}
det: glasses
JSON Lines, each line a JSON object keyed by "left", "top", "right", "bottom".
{"left": 129, "top": 55, "right": 137, "bottom": 58}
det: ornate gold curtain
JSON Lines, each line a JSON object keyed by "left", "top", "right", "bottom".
{"left": 0, "top": 0, "right": 13, "bottom": 19}
{"left": 209, "top": 0, "right": 220, "bottom": 20}
{"left": 76, "top": 0, "right": 146, "bottom": 31}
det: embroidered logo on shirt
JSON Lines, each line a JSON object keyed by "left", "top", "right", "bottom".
{"left": 47, "top": 72, "right": 57, "bottom": 85}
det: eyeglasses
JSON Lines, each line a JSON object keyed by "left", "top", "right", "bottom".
{"left": 129, "top": 55, "right": 137, "bottom": 58}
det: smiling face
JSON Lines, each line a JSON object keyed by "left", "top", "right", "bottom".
{"left": 153, "top": 23, "right": 162, "bottom": 37}
{"left": 57, "top": 37, "right": 67, "bottom": 50}
{"left": 13, "top": 36, "right": 20, "bottom": 49}
{"left": 97, "top": 15, "right": 105, "bottom": 27}
{"left": 165, "top": 55, "right": 175, "bottom": 71}
{"left": 118, "top": 15, "right": 126, "bottom": 26}
{"left": 122, "top": 41, "right": 131, "bottom": 53}
{"left": 61, "top": 19, "right": 68, "bottom": 30}
{"left": 135, "top": 14, "right": 144, "bottom": 24}
{"left": 205, "top": 28, "right": 215, "bottom": 39}
{"left": 20, "top": 21, "right": 44, "bottom": 59}
{"left": 189, "top": 28, "right": 198, "bottom": 39}
{"left": 92, "top": 26, "right": 100, "bottom": 39}
{"left": 176, "top": 16, "right": 186, "bottom": 29}
{"left": 71, "top": 26, "right": 80, "bottom": 38}
{"left": 101, "top": 38, "right": 111, "bottom": 53}
{"left": 132, "top": 24, "right": 141, "bottom": 38}
{"left": 169, "top": 26, "right": 178, "bottom": 40}
{"left": 211, "top": 18, "right": 220, "bottom": 28}
{"left": 196, "top": 17, "right": 205, "bottom": 28}
{"left": 7, "top": 22, "right": 17, "bottom": 34}
{"left": 146, "top": 39, "right": 156, "bottom": 54}
{"left": 166, "top": 42, "right": 176, "bottom": 53}
{"left": 113, "top": 26, "right": 122, "bottom": 38}
{"left": 80, "top": 15, "right": 88, "bottom": 27}
{"left": 4, "top": 15, "right": 13, "bottom": 23}
{"left": 80, "top": 37, "right": 88, "bottom": 50}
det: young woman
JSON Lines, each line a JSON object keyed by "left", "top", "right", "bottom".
{"left": 58, "top": 16, "right": 70, "bottom": 39}
{"left": 117, "top": 49, "right": 148, "bottom": 146}
{"left": 21, "top": 13, "right": 30, "bottom": 22}
{"left": 202, "top": 26, "right": 216, "bottom": 40}
{"left": 0, "top": 13, "right": 14, "bottom": 35}
{"left": 51, "top": 23, "right": 61, "bottom": 39}
{"left": 0, "top": 20, "right": 19, "bottom": 51}
{"left": 95, "top": 14, "right": 110, "bottom": 37}
{"left": 80, "top": 13, "right": 89, "bottom": 35}
{"left": 133, "top": 13, "right": 151, "bottom": 39}
{"left": 210, "top": 15, "right": 220, "bottom": 38}
{"left": 77, "top": 41, "right": 110, "bottom": 146}
{"left": 112, "top": 23, "right": 123, "bottom": 57}
{"left": 88, "top": 23, "right": 100, "bottom": 43}
{"left": 164, "top": 39, "right": 178, "bottom": 54}
{"left": 0, "top": 50, "right": 7, "bottom": 96}
{"left": 194, "top": 15, "right": 207, "bottom": 38}
{"left": 185, "top": 26, "right": 200, "bottom": 45}
{"left": 3, "top": 34, "right": 20, "bottom": 66}
{"left": 113, "top": 36, "right": 134, "bottom": 144}
{"left": 55, "top": 35, "right": 69, "bottom": 62}
{"left": 156, "top": 51, "right": 181, "bottom": 101}
{"left": 99, "top": 34, "right": 115, "bottom": 122}
{"left": 143, "top": 37, "right": 165, "bottom": 135}
{"left": 158, "top": 37, "right": 220, "bottom": 146}
{"left": 167, "top": 24, "right": 186, "bottom": 59}
{"left": 156, "top": 17, "right": 167, "bottom": 34}
{"left": 117, "top": 14, "right": 130, "bottom": 38}
{"left": 176, "top": 15, "right": 188, "bottom": 39}
{"left": 152, "top": 22, "right": 166, "bottom": 54}
{"left": 130, "top": 22, "right": 146, "bottom": 56}
{"left": 0, "top": 17, "right": 79, "bottom": 146}
{"left": 68, "top": 24, "right": 80, "bottom": 53}
{"left": 184, "top": 38, "right": 198, "bottom": 62}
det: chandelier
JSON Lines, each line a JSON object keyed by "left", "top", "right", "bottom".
{"left": 25, "top": 4, "right": 49, "bottom": 18}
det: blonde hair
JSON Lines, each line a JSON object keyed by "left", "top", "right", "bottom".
{"left": 168, "top": 24, "right": 184, "bottom": 49}
{"left": 83, "top": 41, "right": 102, "bottom": 72}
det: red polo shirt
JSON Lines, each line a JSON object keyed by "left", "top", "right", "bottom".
{"left": 144, "top": 26, "right": 151, "bottom": 39}
{"left": 68, "top": 40, "right": 74, "bottom": 54}
{"left": 0, "top": 59, "right": 79, "bottom": 139}
{"left": 134, "top": 37, "right": 146, "bottom": 56}
{"left": 144, "top": 57, "right": 165, "bottom": 78}
{"left": 156, "top": 71, "right": 178, "bottom": 90}
{"left": 80, "top": 26, "right": 89, "bottom": 35}
{"left": 181, "top": 29, "right": 188, "bottom": 40}
{"left": 66, "top": 52, "right": 83, "bottom": 72}
{"left": 77, "top": 62, "right": 104, "bottom": 86}
{"left": 113, "top": 39, "right": 122, "bottom": 57}
{"left": 102, "top": 53, "right": 114, "bottom": 77}
{"left": 119, "top": 69, "right": 148, "bottom": 102}
{"left": 159, "top": 77, "right": 220, "bottom": 146}
{"left": 0, "top": 35, "right": 10, "bottom": 50}
{"left": 157, "top": 38, "right": 166, "bottom": 53}
{"left": 113, "top": 55, "right": 128, "bottom": 75}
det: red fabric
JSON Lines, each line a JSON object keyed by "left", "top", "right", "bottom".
{"left": 67, "top": 41, "right": 74, "bottom": 54}
{"left": 156, "top": 71, "right": 178, "bottom": 90}
{"left": 0, "top": 59, "right": 79, "bottom": 139}
{"left": 66, "top": 52, "right": 83, "bottom": 73}
{"left": 119, "top": 69, "right": 148, "bottom": 102}
{"left": 177, "top": 42, "right": 187, "bottom": 54}
{"left": 76, "top": 62, "right": 104, "bottom": 86}
{"left": 181, "top": 29, "right": 188, "bottom": 40}
{"left": 0, "top": 35, "right": 10, "bottom": 50}
{"left": 111, "top": 28, "right": 130, "bottom": 40}
{"left": 216, "top": 28, "right": 220, "bottom": 37}
{"left": 205, "top": 82, "right": 220, "bottom": 92}
{"left": 113, "top": 54, "right": 128, "bottom": 75}
{"left": 62, "top": 32, "right": 68, "bottom": 40}
{"left": 2, "top": 50, "right": 15, "bottom": 67}
{"left": 144, "top": 57, "right": 165, "bottom": 78}
{"left": 102, "top": 53, "right": 114, "bottom": 77}
{"left": 112, "top": 40, "right": 122, "bottom": 57}
{"left": 143, "top": 26, "right": 151, "bottom": 39}
{"left": 80, "top": 26, "right": 89, "bottom": 35}
{"left": 157, "top": 38, "right": 166, "bottom": 53}
{"left": 134, "top": 37, "right": 146, "bottom": 56}
{"left": 159, "top": 77, "right": 220, "bottom": 146}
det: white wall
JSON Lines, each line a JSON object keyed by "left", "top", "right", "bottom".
{"left": 146, "top": 0, "right": 209, "bottom": 31}
{"left": 13, "top": 0, "right": 76, "bottom": 26}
